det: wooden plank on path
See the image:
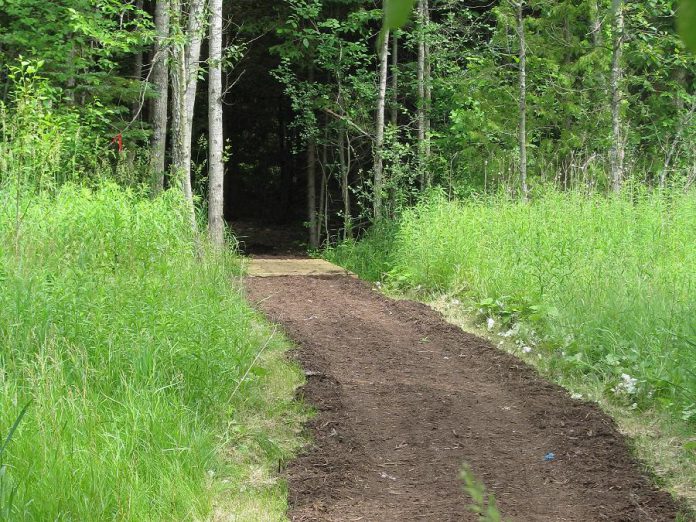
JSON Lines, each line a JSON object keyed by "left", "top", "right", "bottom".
{"left": 247, "top": 258, "right": 354, "bottom": 277}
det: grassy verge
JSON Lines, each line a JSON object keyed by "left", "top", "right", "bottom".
{"left": 0, "top": 183, "right": 305, "bottom": 520}
{"left": 326, "top": 188, "right": 696, "bottom": 510}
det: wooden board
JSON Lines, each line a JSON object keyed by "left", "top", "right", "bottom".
{"left": 246, "top": 258, "right": 355, "bottom": 277}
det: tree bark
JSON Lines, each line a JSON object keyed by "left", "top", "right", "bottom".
{"left": 610, "top": 0, "right": 625, "bottom": 193}
{"left": 307, "top": 138, "right": 318, "bottom": 249}
{"left": 517, "top": 0, "right": 529, "bottom": 200}
{"left": 130, "top": 0, "right": 145, "bottom": 120}
{"left": 391, "top": 32, "right": 398, "bottom": 127}
{"left": 589, "top": 0, "right": 602, "bottom": 47}
{"left": 374, "top": 29, "right": 390, "bottom": 222}
{"left": 417, "top": 0, "right": 426, "bottom": 187}
{"left": 149, "top": 0, "right": 170, "bottom": 195}
{"left": 306, "top": 64, "right": 319, "bottom": 249}
{"left": 424, "top": 0, "right": 432, "bottom": 186}
{"left": 338, "top": 128, "right": 352, "bottom": 240}
{"left": 208, "top": 0, "right": 224, "bottom": 247}
{"left": 170, "top": 0, "right": 206, "bottom": 230}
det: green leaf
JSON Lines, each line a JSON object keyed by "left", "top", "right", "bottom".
{"left": 677, "top": 0, "right": 696, "bottom": 52}
{"left": 383, "top": 0, "right": 417, "bottom": 30}
{"left": 0, "top": 402, "right": 31, "bottom": 460}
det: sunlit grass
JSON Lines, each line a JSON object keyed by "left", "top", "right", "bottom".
{"left": 329, "top": 188, "right": 696, "bottom": 418}
{"left": 0, "top": 183, "right": 304, "bottom": 520}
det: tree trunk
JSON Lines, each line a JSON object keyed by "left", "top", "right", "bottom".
{"left": 318, "top": 131, "right": 328, "bottom": 245}
{"left": 170, "top": 0, "right": 206, "bottom": 230}
{"left": 424, "top": 0, "right": 432, "bottom": 186}
{"left": 307, "top": 65, "right": 319, "bottom": 249}
{"left": 517, "top": 0, "right": 529, "bottom": 200}
{"left": 417, "top": 0, "right": 426, "bottom": 187}
{"left": 610, "top": 0, "right": 625, "bottom": 193}
{"left": 130, "top": 0, "right": 145, "bottom": 120}
{"left": 149, "top": 0, "right": 170, "bottom": 195}
{"left": 391, "top": 32, "right": 398, "bottom": 127}
{"left": 339, "top": 128, "right": 352, "bottom": 240}
{"left": 374, "top": 29, "right": 390, "bottom": 222}
{"left": 589, "top": 0, "right": 602, "bottom": 47}
{"left": 307, "top": 138, "right": 318, "bottom": 249}
{"left": 208, "top": 0, "right": 224, "bottom": 247}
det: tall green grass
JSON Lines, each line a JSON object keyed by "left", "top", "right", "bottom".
{"left": 329, "top": 189, "right": 696, "bottom": 419}
{"left": 0, "top": 183, "right": 300, "bottom": 520}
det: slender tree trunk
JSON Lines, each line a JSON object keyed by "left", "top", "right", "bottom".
{"left": 610, "top": 0, "right": 625, "bottom": 193}
{"left": 589, "top": 0, "right": 602, "bottom": 47}
{"left": 318, "top": 125, "right": 329, "bottom": 245}
{"left": 517, "top": 0, "right": 529, "bottom": 199}
{"left": 661, "top": 98, "right": 696, "bottom": 187}
{"left": 171, "top": 0, "right": 206, "bottom": 230}
{"left": 391, "top": 32, "right": 399, "bottom": 127}
{"left": 67, "top": 41, "right": 77, "bottom": 104}
{"left": 307, "top": 139, "right": 318, "bottom": 248}
{"left": 374, "top": 29, "right": 390, "bottom": 221}
{"left": 150, "top": 0, "right": 170, "bottom": 194}
{"left": 307, "top": 65, "right": 319, "bottom": 249}
{"left": 424, "top": 0, "right": 432, "bottom": 186}
{"left": 339, "top": 128, "right": 352, "bottom": 240}
{"left": 417, "top": 0, "right": 426, "bottom": 187}
{"left": 208, "top": 0, "right": 224, "bottom": 247}
{"left": 130, "top": 0, "right": 145, "bottom": 120}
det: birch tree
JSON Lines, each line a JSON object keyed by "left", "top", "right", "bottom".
{"left": 171, "top": 0, "right": 206, "bottom": 229}
{"left": 417, "top": 0, "right": 426, "bottom": 187}
{"left": 609, "top": 0, "right": 625, "bottom": 192}
{"left": 149, "top": 0, "right": 170, "bottom": 194}
{"left": 423, "top": 0, "right": 432, "bottom": 184}
{"left": 374, "top": 29, "right": 390, "bottom": 221}
{"left": 208, "top": 0, "right": 224, "bottom": 246}
{"left": 391, "top": 32, "right": 399, "bottom": 126}
{"left": 517, "top": 0, "right": 529, "bottom": 199}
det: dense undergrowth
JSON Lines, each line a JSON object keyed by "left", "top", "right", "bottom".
{"left": 0, "top": 184, "right": 303, "bottom": 520}
{"left": 328, "top": 188, "right": 696, "bottom": 420}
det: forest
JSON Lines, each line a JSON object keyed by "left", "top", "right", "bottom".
{"left": 1, "top": 0, "right": 695, "bottom": 519}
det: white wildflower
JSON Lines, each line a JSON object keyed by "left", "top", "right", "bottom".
{"left": 613, "top": 373, "right": 638, "bottom": 395}
{"left": 487, "top": 317, "right": 495, "bottom": 331}
{"left": 500, "top": 323, "right": 520, "bottom": 338}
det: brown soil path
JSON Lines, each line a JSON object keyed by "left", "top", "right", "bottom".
{"left": 245, "top": 266, "right": 679, "bottom": 521}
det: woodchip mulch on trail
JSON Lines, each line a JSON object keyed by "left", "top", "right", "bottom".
{"left": 245, "top": 272, "right": 680, "bottom": 521}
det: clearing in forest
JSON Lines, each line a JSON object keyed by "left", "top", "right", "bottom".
{"left": 246, "top": 259, "right": 680, "bottom": 521}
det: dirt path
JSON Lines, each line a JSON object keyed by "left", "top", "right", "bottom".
{"left": 246, "top": 267, "right": 679, "bottom": 521}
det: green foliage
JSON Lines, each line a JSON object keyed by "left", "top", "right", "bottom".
{"left": 383, "top": 0, "right": 416, "bottom": 30}
{"left": 0, "top": 0, "right": 153, "bottom": 145}
{"left": 0, "top": 60, "right": 149, "bottom": 191}
{"left": 0, "top": 184, "right": 302, "bottom": 520}
{"left": 331, "top": 189, "right": 696, "bottom": 420}
{"left": 325, "top": 219, "right": 399, "bottom": 280}
{"left": 677, "top": 0, "right": 696, "bottom": 51}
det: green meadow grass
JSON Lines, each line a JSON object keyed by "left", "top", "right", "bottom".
{"left": 0, "top": 184, "right": 304, "bottom": 520}
{"left": 328, "top": 189, "right": 696, "bottom": 419}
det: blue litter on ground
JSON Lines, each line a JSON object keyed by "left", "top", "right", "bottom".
{"left": 544, "top": 452, "right": 556, "bottom": 461}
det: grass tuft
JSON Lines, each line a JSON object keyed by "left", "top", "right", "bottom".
{"left": 0, "top": 183, "right": 305, "bottom": 520}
